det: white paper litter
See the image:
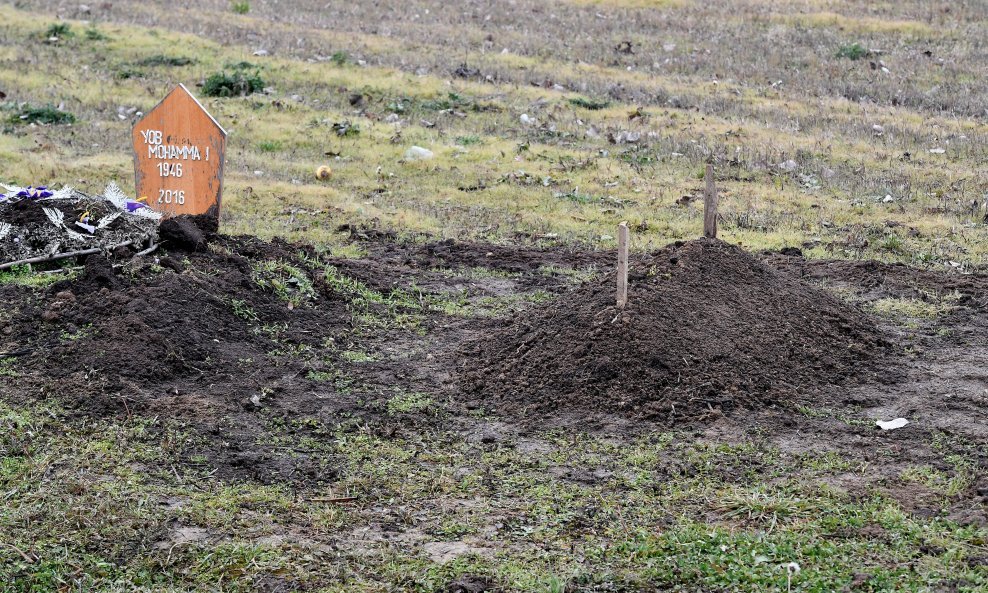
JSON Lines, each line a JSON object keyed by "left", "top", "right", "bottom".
{"left": 404, "top": 146, "right": 434, "bottom": 161}
{"left": 876, "top": 418, "right": 909, "bottom": 430}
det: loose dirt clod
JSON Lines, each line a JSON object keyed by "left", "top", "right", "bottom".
{"left": 460, "top": 239, "right": 892, "bottom": 423}
{"left": 444, "top": 575, "right": 496, "bottom": 593}
{"left": 157, "top": 213, "right": 218, "bottom": 251}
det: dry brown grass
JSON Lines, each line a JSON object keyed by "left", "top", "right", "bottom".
{"left": 2, "top": 0, "right": 987, "bottom": 267}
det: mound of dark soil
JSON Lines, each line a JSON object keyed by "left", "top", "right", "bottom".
{"left": 0, "top": 231, "right": 365, "bottom": 481}
{"left": 24, "top": 241, "right": 347, "bottom": 406}
{"left": 2, "top": 226, "right": 586, "bottom": 482}
{"left": 460, "top": 239, "right": 892, "bottom": 422}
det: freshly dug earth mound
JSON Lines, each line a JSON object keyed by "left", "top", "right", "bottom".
{"left": 158, "top": 213, "right": 219, "bottom": 251}
{"left": 0, "top": 224, "right": 596, "bottom": 481}
{"left": 0, "top": 223, "right": 365, "bottom": 480}
{"left": 12, "top": 240, "right": 349, "bottom": 413}
{"left": 460, "top": 239, "right": 891, "bottom": 422}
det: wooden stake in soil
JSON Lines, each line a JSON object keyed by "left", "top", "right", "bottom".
{"left": 703, "top": 163, "right": 718, "bottom": 239}
{"left": 616, "top": 221, "right": 629, "bottom": 309}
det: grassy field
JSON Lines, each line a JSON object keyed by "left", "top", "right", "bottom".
{"left": 5, "top": 396, "right": 986, "bottom": 592}
{"left": 2, "top": 0, "right": 988, "bottom": 264}
{"left": 2, "top": 1, "right": 988, "bottom": 591}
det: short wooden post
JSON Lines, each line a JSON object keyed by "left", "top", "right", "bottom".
{"left": 616, "top": 221, "right": 629, "bottom": 308}
{"left": 704, "top": 163, "right": 718, "bottom": 239}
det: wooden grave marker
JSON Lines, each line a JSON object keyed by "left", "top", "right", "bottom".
{"left": 703, "top": 163, "right": 718, "bottom": 239}
{"left": 616, "top": 221, "right": 629, "bottom": 308}
{"left": 132, "top": 84, "right": 227, "bottom": 218}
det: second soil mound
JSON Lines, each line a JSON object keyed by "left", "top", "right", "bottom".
{"left": 460, "top": 239, "right": 891, "bottom": 422}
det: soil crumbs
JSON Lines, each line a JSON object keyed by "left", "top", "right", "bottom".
{"left": 461, "top": 239, "right": 892, "bottom": 423}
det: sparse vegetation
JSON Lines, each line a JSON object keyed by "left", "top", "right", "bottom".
{"left": 251, "top": 261, "right": 316, "bottom": 307}
{"left": 868, "top": 294, "right": 961, "bottom": 320}
{"left": 454, "top": 135, "right": 482, "bottom": 146}
{"left": 0, "top": 400, "right": 983, "bottom": 591}
{"left": 0, "top": 265, "right": 76, "bottom": 287}
{"left": 202, "top": 69, "right": 265, "bottom": 97}
{"left": 330, "top": 50, "right": 348, "bottom": 66}
{"left": 0, "top": 358, "right": 18, "bottom": 377}
{"left": 9, "top": 104, "right": 75, "bottom": 125}
{"left": 386, "top": 390, "right": 433, "bottom": 414}
{"left": 836, "top": 42, "right": 869, "bottom": 60}
{"left": 340, "top": 349, "right": 374, "bottom": 363}
{"left": 137, "top": 54, "right": 194, "bottom": 67}
{"left": 44, "top": 22, "right": 73, "bottom": 39}
{"left": 84, "top": 26, "right": 107, "bottom": 41}
{"left": 568, "top": 96, "right": 610, "bottom": 110}
{"left": 114, "top": 67, "right": 144, "bottom": 80}
{"left": 229, "top": 298, "right": 259, "bottom": 321}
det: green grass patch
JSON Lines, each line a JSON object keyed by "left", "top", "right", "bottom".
{"left": 137, "top": 54, "right": 195, "bottom": 67}
{"left": 202, "top": 70, "right": 265, "bottom": 97}
{"left": 330, "top": 50, "right": 348, "bottom": 66}
{"left": 44, "top": 22, "right": 73, "bottom": 39}
{"left": 387, "top": 390, "right": 433, "bottom": 414}
{"left": 340, "top": 350, "right": 375, "bottom": 363}
{"left": 305, "top": 368, "right": 356, "bottom": 392}
{"left": 9, "top": 104, "right": 75, "bottom": 125}
{"left": 84, "top": 26, "right": 108, "bottom": 41}
{"left": 321, "top": 264, "right": 425, "bottom": 329}
{"left": 251, "top": 261, "right": 316, "bottom": 307}
{"left": 867, "top": 295, "right": 959, "bottom": 320}
{"left": 114, "top": 67, "right": 144, "bottom": 80}
{"left": 0, "top": 358, "right": 19, "bottom": 377}
{"left": 568, "top": 96, "right": 611, "bottom": 110}
{"left": 835, "top": 42, "right": 869, "bottom": 60}
{"left": 422, "top": 92, "right": 474, "bottom": 112}
{"left": 900, "top": 465, "right": 972, "bottom": 497}
{"left": 229, "top": 298, "right": 259, "bottom": 321}
{"left": 455, "top": 135, "right": 483, "bottom": 146}
{"left": 0, "top": 265, "right": 76, "bottom": 287}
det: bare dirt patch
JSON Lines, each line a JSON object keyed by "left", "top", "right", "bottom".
{"left": 0, "top": 220, "right": 588, "bottom": 482}
{"left": 2, "top": 228, "right": 986, "bottom": 497}
{"left": 460, "top": 239, "right": 893, "bottom": 423}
